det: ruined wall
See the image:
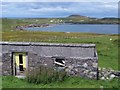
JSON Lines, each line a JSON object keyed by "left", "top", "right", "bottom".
{"left": 27, "top": 53, "right": 98, "bottom": 79}
{"left": 1, "top": 43, "right": 96, "bottom": 58}
{"left": 0, "top": 42, "right": 98, "bottom": 79}
{"left": 65, "top": 57, "right": 98, "bottom": 79}
{"left": 28, "top": 52, "right": 54, "bottom": 70}
{"left": 2, "top": 52, "right": 12, "bottom": 75}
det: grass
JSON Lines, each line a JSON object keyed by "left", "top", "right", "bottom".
{"left": 2, "top": 76, "right": 119, "bottom": 88}
{"left": 26, "top": 65, "right": 68, "bottom": 84}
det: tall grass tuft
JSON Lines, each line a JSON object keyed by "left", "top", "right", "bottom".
{"left": 26, "top": 65, "right": 68, "bottom": 84}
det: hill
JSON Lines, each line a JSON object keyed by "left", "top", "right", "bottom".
{"left": 68, "top": 14, "right": 88, "bottom": 18}
{"left": 64, "top": 14, "right": 119, "bottom": 24}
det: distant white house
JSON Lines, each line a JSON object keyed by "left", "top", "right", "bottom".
{"left": 50, "top": 20, "right": 54, "bottom": 22}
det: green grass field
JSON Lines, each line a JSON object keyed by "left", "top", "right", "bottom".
{"left": 2, "top": 76, "right": 119, "bottom": 88}
{"left": 2, "top": 18, "right": 119, "bottom": 88}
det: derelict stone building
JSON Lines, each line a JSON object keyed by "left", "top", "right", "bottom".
{"left": 0, "top": 42, "right": 98, "bottom": 79}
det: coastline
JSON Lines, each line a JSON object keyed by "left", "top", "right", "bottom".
{"left": 19, "top": 24, "right": 118, "bottom": 35}
{"left": 16, "top": 24, "right": 55, "bottom": 30}
{"left": 15, "top": 22, "right": 119, "bottom": 31}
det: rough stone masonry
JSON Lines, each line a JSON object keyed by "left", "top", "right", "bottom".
{"left": 0, "top": 42, "right": 98, "bottom": 79}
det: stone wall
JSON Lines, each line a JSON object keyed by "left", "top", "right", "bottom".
{"left": 1, "top": 44, "right": 96, "bottom": 58}
{"left": 26, "top": 52, "right": 98, "bottom": 79}
{"left": 2, "top": 53, "right": 12, "bottom": 75}
{"left": 98, "top": 67, "right": 120, "bottom": 80}
{"left": 0, "top": 53, "right": 2, "bottom": 75}
{"left": 28, "top": 52, "right": 54, "bottom": 70}
{"left": 0, "top": 42, "right": 98, "bottom": 79}
{"left": 65, "top": 57, "right": 98, "bottom": 79}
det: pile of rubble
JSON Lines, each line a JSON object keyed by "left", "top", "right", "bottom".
{"left": 98, "top": 67, "right": 120, "bottom": 80}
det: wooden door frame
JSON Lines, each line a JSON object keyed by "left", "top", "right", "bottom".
{"left": 12, "top": 52, "right": 28, "bottom": 76}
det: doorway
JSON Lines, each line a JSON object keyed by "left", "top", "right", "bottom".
{"left": 13, "top": 52, "right": 27, "bottom": 76}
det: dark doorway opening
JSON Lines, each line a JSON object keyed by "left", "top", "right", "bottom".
{"left": 19, "top": 55, "right": 23, "bottom": 64}
{"left": 19, "top": 54, "right": 24, "bottom": 71}
{"left": 19, "top": 65, "right": 24, "bottom": 71}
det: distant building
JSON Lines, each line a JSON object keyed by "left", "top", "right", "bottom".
{"left": 16, "top": 26, "right": 24, "bottom": 30}
{"left": 50, "top": 20, "right": 54, "bottom": 22}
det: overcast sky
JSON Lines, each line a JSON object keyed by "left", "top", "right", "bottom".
{"left": 1, "top": 1, "right": 119, "bottom": 18}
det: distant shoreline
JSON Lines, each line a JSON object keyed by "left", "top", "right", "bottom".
{"left": 16, "top": 23, "right": 119, "bottom": 31}
{"left": 22, "top": 24, "right": 118, "bottom": 34}
{"left": 16, "top": 24, "right": 55, "bottom": 30}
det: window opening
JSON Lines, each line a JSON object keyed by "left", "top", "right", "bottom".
{"left": 54, "top": 58, "right": 65, "bottom": 67}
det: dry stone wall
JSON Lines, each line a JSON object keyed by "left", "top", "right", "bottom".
{"left": 0, "top": 42, "right": 98, "bottom": 79}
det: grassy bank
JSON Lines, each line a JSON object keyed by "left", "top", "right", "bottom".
{"left": 2, "top": 76, "right": 119, "bottom": 88}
